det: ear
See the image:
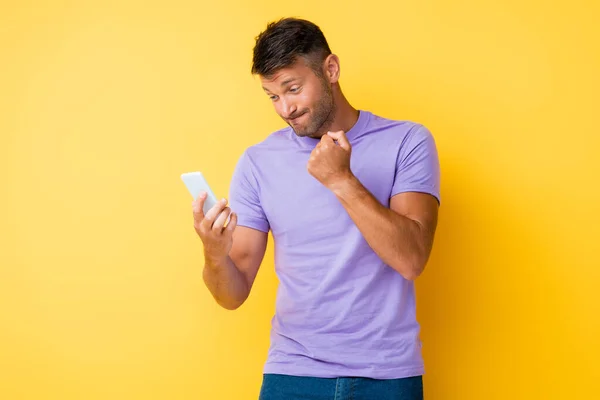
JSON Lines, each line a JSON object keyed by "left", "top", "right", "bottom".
{"left": 323, "top": 54, "right": 340, "bottom": 84}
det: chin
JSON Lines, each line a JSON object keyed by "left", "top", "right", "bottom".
{"left": 289, "top": 125, "right": 309, "bottom": 137}
{"left": 293, "top": 128, "right": 321, "bottom": 138}
{"left": 290, "top": 123, "right": 320, "bottom": 138}
{"left": 288, "top": 117, "right": 325, "bottom": 138}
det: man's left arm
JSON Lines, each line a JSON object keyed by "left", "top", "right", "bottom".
{"left": 331, "top": 177, "right": 438, "bottom": 280}
{"left": 307, "top": 127, "right": 440, "bottom": 280}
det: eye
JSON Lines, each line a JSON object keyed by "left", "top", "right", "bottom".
{"left": 289, "top": 86, "right": 301, "bottom": 93}
{"left": 269, "top": 95, "right": 279, "bottom": 101}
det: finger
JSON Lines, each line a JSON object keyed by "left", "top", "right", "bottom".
{"left": 327, "top": 130, "right": 350, "bottom": 150}
{"left": 319, "top": 135, "right": 334, "bottom": 152}
{"left": 326, "top": 130, "right": 343, "bottom": 140}
{"left": 192, "top": 192, "right": 208, "bottom": 222}
{"left": 225, "top": 212, "right": 238, "bottom": 235}
{"left": 212, "top": 207, "right": 231, "bottom": 233}
{"left": 201, "top": 198, "right": 228, "bottom": 230}
{"left": 320, "top": 134, "right": 334, "bottom": 145}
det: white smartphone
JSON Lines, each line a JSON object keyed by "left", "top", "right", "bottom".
{"left": 180, "top": 171, "right": 219, "bottom": 214}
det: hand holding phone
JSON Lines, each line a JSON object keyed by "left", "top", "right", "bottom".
{"left": 181, "top": 171, "right": 238, "bottom": 261}
{"left": 180, "top": 172, "right": 219, "bottom": 215}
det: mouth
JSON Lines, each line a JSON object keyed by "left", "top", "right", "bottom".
{"left": 288, "top": 112, "right": 307, "bottom": 125}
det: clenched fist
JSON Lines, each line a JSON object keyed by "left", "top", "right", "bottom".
{"left": 192, "top": 193, "right": 238, "bottom": 262}
{"left": 307, "top": 130, "right": 353, "bottom": 189}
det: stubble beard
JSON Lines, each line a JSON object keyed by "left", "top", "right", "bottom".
{"left": 291, "top": 79, "right": 336, "bottom": 139}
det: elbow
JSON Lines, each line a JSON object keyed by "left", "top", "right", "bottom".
{"left": 400, "top": 268, "right": 422, "bottom": 281}
{"left": 215, "top": 292, "right": 248, "bottom": 311}
{"left": 217, "top": 298, "right": 245, "bottom": 310}
{"left": 215, "top": 287, "right": 250, "bottom": 310}
{"left": 393, "top": 256, "right": 426, "bottom": 281}
{"left": 220, "top": 302, "right": 243, "bottom": 311}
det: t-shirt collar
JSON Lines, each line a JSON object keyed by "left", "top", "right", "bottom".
{"left": 295, "top": 109, "right": 370, "bottom": 147}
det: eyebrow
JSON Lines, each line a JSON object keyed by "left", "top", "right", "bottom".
{"left": 280, "top": 77, "right": 299, "bottom": 86}
{"left": 262, "top": 77, "right": 300, "bottom": 92}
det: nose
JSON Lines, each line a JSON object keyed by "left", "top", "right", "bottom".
{"left": 281, "top": 99, "right": 297, "bottom": 119}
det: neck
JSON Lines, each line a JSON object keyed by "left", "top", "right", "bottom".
{"left": 317, "top": 87, "right": 358, "bottom": 137}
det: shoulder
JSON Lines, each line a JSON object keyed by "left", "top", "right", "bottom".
{"left": 232, "top": 126, "right": 294, "bottom": 175}
{"left": 363, "top": 111, "right": 434, "bottom": 147}
{"left": 242, "top": 126, "right": 293, "bottom": 160}
{"left": 369, "top": 112, "right": 429, "bottom": 134}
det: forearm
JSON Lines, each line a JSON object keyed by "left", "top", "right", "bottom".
{"left": 331, "top": 175, "right": 428, "bottom": 280}
{"left": 202, "top": 255, "right": 250, "bottom": 310}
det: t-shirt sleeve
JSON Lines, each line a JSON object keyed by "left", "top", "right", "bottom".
{"left": 391, "top": 124, "right": 441, "bottom": 204}
{"left": 228, "top": 151, "right": 270, "bottom": 232}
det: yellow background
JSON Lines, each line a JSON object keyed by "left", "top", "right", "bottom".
{"left": 1, "top": 1, "right": 599, "bottom": 399}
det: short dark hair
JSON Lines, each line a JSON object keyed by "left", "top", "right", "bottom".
{"left": 251, "top": 18, "right": 332, "bottom": 77}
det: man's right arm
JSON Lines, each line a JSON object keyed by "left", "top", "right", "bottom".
{"left": 197, "top": 151, "right": 269, "bottom": 310}
{"left": 202, "top": 226, "right": 268, "bottom": 310}
{"left": 192, "top": 192, "right": 268, "bottom": 310}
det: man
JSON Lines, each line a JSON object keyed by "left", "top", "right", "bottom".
{"left": 192, "top": 18, "right": 440, "bottom": 400}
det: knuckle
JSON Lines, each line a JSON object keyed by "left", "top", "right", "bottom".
{"left": 204, "top": 212, "right": 214, "bottom": 222}
{"left": 201, "top": 220, "right": 212, "bottom": 233}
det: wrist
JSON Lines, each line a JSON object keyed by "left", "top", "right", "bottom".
{"left": 329, "top": 171, "right": 359, "bottom": 197}
{"left": 204, "top": 250, "right": 228, "bottom": 269}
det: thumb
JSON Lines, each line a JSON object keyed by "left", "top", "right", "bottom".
{"left": 327, "top": 130, "right": 350, "bottom": 151}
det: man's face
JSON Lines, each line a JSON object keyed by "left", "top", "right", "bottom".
{"left": 260, "top": 58, "right": 335, "bottom": 138}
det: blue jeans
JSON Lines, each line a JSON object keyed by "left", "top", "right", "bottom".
{"left": 259, "top": 373, "right": 423, "bottom": 400}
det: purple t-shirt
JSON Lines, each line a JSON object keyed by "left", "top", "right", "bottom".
{"left": 229, "top": 110, "right": 440, "bottom": 379}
